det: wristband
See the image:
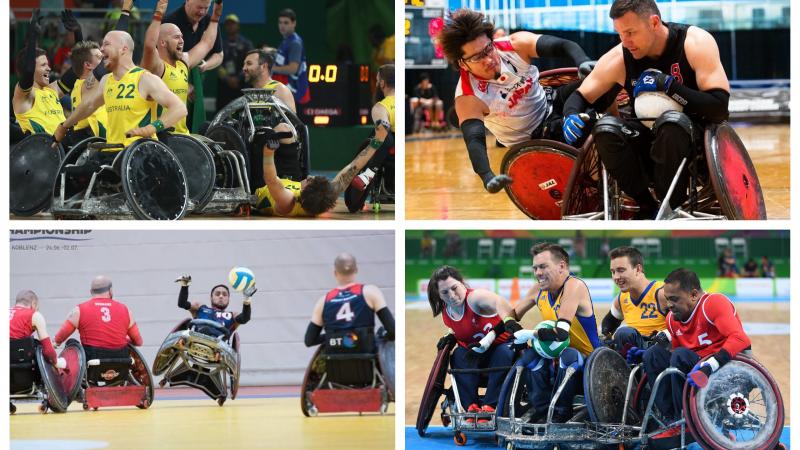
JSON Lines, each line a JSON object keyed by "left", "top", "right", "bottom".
{"left": 368, "top": 137, "right": 383, "bottom": 149}
{"left": 122, "top": 9, "right": 131, "bottom": 15}
{"left": 151, "top": 120, "right": 165, "bottom": 132}
{"left": 153, "top": 11, "right": 163, "bottom": 22}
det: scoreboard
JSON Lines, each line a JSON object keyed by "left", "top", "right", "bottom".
{"left": 298, "top": 63, "right": 373, "bottom": 127}
{"left": 405, "top": 3, "right": 448, "bottom": 69}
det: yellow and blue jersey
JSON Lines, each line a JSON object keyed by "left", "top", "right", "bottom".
{"left": 618, "top": 280, "right": 666, "bottom": 336}
{"left": 535, "top": 275, "right": 600, "bottom": 356}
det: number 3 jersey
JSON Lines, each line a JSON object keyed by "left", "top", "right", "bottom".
{"left": 77, "top": 297, "right": 133, "bottom": 349}
{"left": 666, "top": 292, "right": 751, "bottom": 359}
{"left": 323, "top": 284, "right": 374, "bottom": 333}
{"left": 441, "top": 288, "right": 510, "bottom": 348}
{"left": 618, "top": 280, "right": 666, "bottom": 336}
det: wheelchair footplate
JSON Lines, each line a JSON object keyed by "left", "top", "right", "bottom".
{"left": 84, "top": 385, "right": 148, "bottom": 409}
{"left": 310, "top": 387, "right": 384, "bottom": 413}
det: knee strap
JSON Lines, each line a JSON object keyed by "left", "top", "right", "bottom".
{"left": 653, "top": 110, "right": 694, "bottom": 141}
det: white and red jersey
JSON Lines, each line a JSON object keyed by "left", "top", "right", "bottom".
{"left": 77, "top": 297, "right": 133, "bottom": 348}
{"left": 667, "top": 293, "right": 750, "bottom": 359}
{"left": 454, "top": 38, "right": 548, "bottom": 146}
{"left": 9, "top": 305, "right": 35, "bottom": 340}
{"left": 441, "top": 289, "right": 511, "bottom": 348}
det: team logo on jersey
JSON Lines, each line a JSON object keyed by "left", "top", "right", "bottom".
{"left": 477, "top": 80, "right": 488, "bottom": 93}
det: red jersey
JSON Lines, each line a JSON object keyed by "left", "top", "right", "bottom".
{"left": 77, "top": 297, "right": 133, "bottom": 348}
{"left": 441, "top": 289, "right": 511, "bottom": 348}
{"left": 9, "top": 305, "right": 35, "bottom": 340}
{"left": 667, "top": 293, "right": 750, "bottom": 359}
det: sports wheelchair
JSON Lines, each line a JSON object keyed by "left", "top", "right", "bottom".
{"left": 80, "top": 343, "right": 155, "bottom": 410}
{"left": 500, "top": 68, "right": 766, "bottom": 220}
{"left": 301, "top": 327, "right": 394, "bottom": 416}
{"left": 209, "top": 88, "right": 311, "bottom": 184}
{"left": 9, "top": 134, "right": 65, "bottom": 216}
{"left": 10, "top": 337, "right": 85, "bottom": 414}
{"left": 495, "top": 346, "right": 785, "bottom": 450}
{"left": 416, "top": 339, "right": 516, "bottom": 446}
{"left": 152, "top": 318, "right": 241, "bottom": 406}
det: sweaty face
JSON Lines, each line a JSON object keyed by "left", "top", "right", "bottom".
{"left": 610, "top": 257, "right": 640, "bottom": 292}
{"left": 662, "top": 281, "right": 698, "bottom": 321}
{"left": 34, "top": 55, "right": 51, "bottom": 86}
{"left": 211, "top": 287, "right": 230, "bottom": 309}
{"left": 532, "top": 251, "right": 564, "bottom": 290}
{"left": 613, "top": 11, "right": 658, "bottom": 60}
{"left": 458, "top": 35, "right": 500, "bottom": 80}
{"left": 437, "top": 276, "right": 466, "bottom": 307}
{"left": 242, "top": 54, "right": 265, "bottom": 84}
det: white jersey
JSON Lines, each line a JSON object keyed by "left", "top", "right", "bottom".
{"left": 455, "top": 39, "right": 548, "bottom": 146}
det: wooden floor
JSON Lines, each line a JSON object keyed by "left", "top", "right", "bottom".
{"left": 405, "top": 124, "right": 790, "bottom": 220}
{"left": 11, "top": 395, "right": 394, "bottom": 449}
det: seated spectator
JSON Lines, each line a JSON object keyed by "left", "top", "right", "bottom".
{"left": 717, "top": 248, "right": 739, "bottom": 278}
{"left": 410, "top": 73, "right": 445, "bottom": 132}
{"left": 760, "top": 256, "right": 776, "bottom": 278}
{"left": 742, "top": 258, "right": 758, "bottom": 277}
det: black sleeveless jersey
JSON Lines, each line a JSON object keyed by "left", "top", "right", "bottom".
{"left": 623, "top": 23, "right": 698, "bottom": 108}
{"left": 322, "top": 284, "right": 375, "bottom": 333}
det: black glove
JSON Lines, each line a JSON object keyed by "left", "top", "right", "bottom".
{"left": 436, "top": 333, "right": 456, "bottom": 350}
{"left": 503, "top": 319, "right": 523, "bottom": 335}
{"left": 465, "top": 342, "right": 485, "bottom": 362}
{"left": 485, "top": 173, "right": 513, "bottom": 193}
{"left": 61, "top": 10, "right": 81, "bottom": 33}
{"left": 652, "top": 330, "right": 671, "bottom": 348}
{"left": 29, "top": 9, "right": 43, "bottom": 36}
{"left": 578, "top": 60, "right": 597, "bottom": 80}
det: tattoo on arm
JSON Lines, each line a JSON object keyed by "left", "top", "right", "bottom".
{"left": 330, "top": 145, "right": 375, "bottom": 195}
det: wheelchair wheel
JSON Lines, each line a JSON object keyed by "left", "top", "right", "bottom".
{"left": 583, "top": 347, "right": 639, "bottom": 425}
{"left": 51, "top": 137, "right": 106, "bottom": 207}
{"left": 153, "top": 318, "right": 193, "bottom": 375}
{"left": 500, "top": 140, "right": 578, "bottom": 220}
{"left": 377, "top": 338, "right": 396, "bottom": 399}
{"left": 301, "top": 346, "right": 324, "bottom": 417}
{"left": 206, "top": 124, "right": 250, "bottom": 188}
{"left": 704, "top": 123, "right": 767, "bottom": 220}
{"left": 561, "top": 138, "right": 603, "bottom": 217}
{"left": 59, "top": 339, "right": 87, "bottom": 402}
{"left": 10, "top": 134, "right": 64, "bottom": 216}
{"left": 35, "top": 345, "right": 69, "bottom": 413}
{"left": 121, "top": 139, "right": 189, "bottom": 220}
{"left": 160, "top": 133, "right": 216, "bottom": 211}
{"left": 231, "top": 332, "right": 241, "bottom": 400}
{"left": 683, "top": 355, "right": 784, "bottom": 450}
{"left": 495, "top": 359, "right": 529, "bottom": 420}
{"left": 128, "top": 344, "right": 155, "bottom": 409}
{"left": 416, "top": 339, "right": 455, "bottom": 436}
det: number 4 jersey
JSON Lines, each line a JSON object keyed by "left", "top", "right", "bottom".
{"left": 666, "top": 292, "right": 751, "bottom": 359}
{"left": 77, "top": 297, "right": 133, "bottom": 349}
{"left": 322, "top": 284, "right": 374, "bottom": 333}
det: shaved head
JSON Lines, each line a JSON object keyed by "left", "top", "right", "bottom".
{"left": 106, "top": 30, "right": 135, "bottom": 52}
{"left": 334, "top": 253, "right": 358, "bottom": 276}
{"left": 15, "top": 290, "right": 38, "bottom": 306}
{"left": 90, "top": 275, "right": 113, "bottom": 295}
{"left": 159, "top": 23, "right": 181, "bottom": 40}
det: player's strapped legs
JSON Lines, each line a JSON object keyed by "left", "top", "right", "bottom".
{"left": 643, "top": 345, "right": 700, "bottom": 420}
{"left": 613, "top": 326, "right": 646, "bottom": 351}
{"left": 482, "top": 343, "right": 514, "bottom": 408}
{"left": 551, "top": 347, "right": 584, "bottom": 420}
{"left": 522, "top": 349, "right": 554, "bottom": 418}
{"left": 650, "top": 111, "right": 698, "bottom": 208}
{"left": 450, "top": 345, "right": 482, "bottom": 407}
{"left": 592, "top": 116, "right": 658, "bottom": 214}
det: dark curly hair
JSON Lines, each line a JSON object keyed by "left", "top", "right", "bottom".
{"left": 427, "top": 265, "right": 467, "bottom": 317}
{"left": 299, "top": 176, "right": 338, "bottom": 216}
{"left": 437, "top": 9, "right": 494, "bottom": 66}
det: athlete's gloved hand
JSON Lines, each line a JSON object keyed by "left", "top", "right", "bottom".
{"left": 55, "top": 357, "right": 67, "bottom": 369}
{"left": 503, "top": 318, "right": 523, "bottom": 335}
{"left": 29, "top": 9, "right": 43, "bottom": 36}
{"left": 436, "top": 333, "right": 456, "bottom": 350}
{"left": 578, "top": 60, "right": 597, "bottom": 80}
{"left": 60, "top": 10, "right": 81, "bottom": 34}
{"left": 243, "top": 284, "right": 257, "bottom": 298}
{"left": 563, "top": 113, "right": 586, "bottom": 146}
{"left": 484, "top": 173, "right": 513, "bottom": 193}
{"left": 175, "top": 274, "right": 192, "bottom": 286}
{"left": 627, "top": 346, "right": 646, "bottom": 365}
{"left": 652, "top": 330, "right": 671, "bottom": 348}
{"left": 687, "top": 361, "right": 714, "bottom": 389}
{"left": 632, "top": 69, "right": 675, "bottom": 98}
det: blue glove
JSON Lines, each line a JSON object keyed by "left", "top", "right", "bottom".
{"left": 563, "top": 114, "right": 585, "bottom": 146}
{"left": 626, "top": 346, "right": 645, "bottom": 365}
{"left": 687, "top": 362, "right": 713, "bottom": 389}
{"left": 632, "top": 70, "right": 674, "bottom": 98}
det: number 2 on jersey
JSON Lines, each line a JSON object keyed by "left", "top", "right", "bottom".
{"left": 336, "top": 302, "right": 355, "bottom": 322}
{"left": 639, "top": 303, "right": 658, "bottom": 319}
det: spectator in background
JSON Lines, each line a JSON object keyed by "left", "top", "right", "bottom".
{"left": 717, "top": 248, "right": 739, "bottom": 278}
{"left": 216, "top": 13, "right": 253, "bottom": 111}
{"left": 421, "top": 231, "right": 435, "bottom": 258}
{"left": 410, "top": 73, "right": 445, "bottom": 132}
{"left": 443, "top": 231, "right": 463, "bottom": 258}
{"left": 760, "top": 256, "right": 775, "bottom": 278}
{"left": 742, "top": 258, "right": 758, "bottom": 277}
{"left": 273, "top": 8, "right": 309, "bottom": 105}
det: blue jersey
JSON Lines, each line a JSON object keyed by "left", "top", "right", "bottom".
{"left": 196, "top": 305, "right": 236, "bottom": 329}
{"left": 276, "top": 32, "right": 309, "bottom": 102}
{"left": 322, "top": 284, "right": 374, "bottom": 333}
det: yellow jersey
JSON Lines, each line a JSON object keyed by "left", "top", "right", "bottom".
{"left": 72, "top": 78, "right": 108, "bottom": 138}
{"left": 262, "top": 79, "right": 283, "bottom": 90}
{"left": 104, "top": 67, "right": 158, "bottom": 147}
{"left": 15, "top": 85, "right": 65, "bottom": 135}
{"left": 158, "top": 59, "right": 189, "bottom": 134}
{"left": 254, "top": 179, "right": 311, "bottom": 217}
{"left": 377, "top": 95, "right": 395, "bottom": 131}
{"left": 534, "top": 275, "right": 600, "bottom": 356}
{"left": 617, "top": 280, "right": 666, "bottom": 336}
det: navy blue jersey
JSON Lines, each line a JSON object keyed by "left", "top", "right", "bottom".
{"left": 322, "top": 284, "right": 374, "bottom": 333}
{"left": 196, "top": 305, "right": 236, "bottom": 329}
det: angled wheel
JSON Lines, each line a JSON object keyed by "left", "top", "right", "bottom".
{"left": 10, "top": 134, "right": 64, "bottom": 215}
{"left": 129, "top": 344, "right": 155, "bottom": 409}
{"left": 704, "top": 123, "right": 766, "bottom": 219}
{"left": 59, "top": 339, "right": 87, "bottom": 402}
{"left": 416, "top": 339, "right": 455, "bottom": 436}
{"left": 500, "top": 139, "right": 578, "bottom": 220}
{"left": 683, "top": 355, "right": 784, "bottom": 450}
{"left": 121, "top": 139, "right": 189, "bottom": 220}
{"left": 377, "top": 337, "right": 395, "bottom": 398}
{"left": 160, "top": 133, "right": 216, "bottom": 211}
{"left": 206, "top": 124, "right": 250, "bottom": 189}
{"left": 35, "top": 346, "right": 69, "bottom": 413}
{"left": 561, "top": 138, "right": 603, "bottom": 217}
{"left": 301, "top": 346, "right": 324, "bottom": 417}
{"left": 583, "top": 347, "right": 638, "bottom": 424}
